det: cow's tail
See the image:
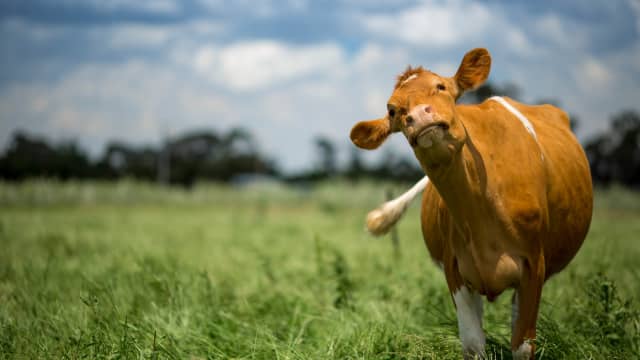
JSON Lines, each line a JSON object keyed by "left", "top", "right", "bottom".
{"left": 366, "top": 176, "right": 430, "bottom": 236}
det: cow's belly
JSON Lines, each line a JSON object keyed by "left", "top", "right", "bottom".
{"left": 540, "top": 133, "right": 593, "bottom": 278}
{"left": 457, "top": 250, "right": 522, "bottom": 300}
{"left": 421, "top": 216, "right": 524, "bottom": 298}
{"left": 543, "top": 185, "right": 592, "bottom": 277}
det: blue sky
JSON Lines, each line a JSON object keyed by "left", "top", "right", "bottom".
{"left": 1, "top": 0, "right": 638, "bottom": 172}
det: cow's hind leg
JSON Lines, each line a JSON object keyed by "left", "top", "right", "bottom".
{"left": 453, "top": 286, "right": 486, "bottom": 359}
{"left": 511, "top": 256, "right": 545, "bottom": 360}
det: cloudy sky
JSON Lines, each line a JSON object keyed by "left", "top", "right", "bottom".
{"left": 1, "top": 0, "right": 638, "bottom": 172}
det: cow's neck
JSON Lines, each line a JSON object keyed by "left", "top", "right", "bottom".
{"left": 428, "top": 132, "right": 491, "bottom": 228}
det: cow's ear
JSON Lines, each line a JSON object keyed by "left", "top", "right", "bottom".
{"left": 453, "top": 48, "right": 491, "bottom": 96}
{"left": 350, "top": 118, "right": 392, "bottom": 150}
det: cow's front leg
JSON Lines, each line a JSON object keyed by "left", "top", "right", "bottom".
{"left": 511, "top": 256, "right": 545, "bottom": 360}
{"left": 453, "top": 286, "right": 486, "bottom": 359}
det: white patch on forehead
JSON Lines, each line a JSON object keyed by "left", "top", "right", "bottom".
{"left": 453, "top": 286, "right": 486, "bottom": 357}
{"left": 400, "top": 74, "right": 418, "bottom": 86}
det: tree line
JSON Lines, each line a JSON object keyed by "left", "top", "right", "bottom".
{"left": 0, "top": 129, "right": 277, "bottom": 187}
{"left": 1, "top": 84, "right": 639, "bottom": 188}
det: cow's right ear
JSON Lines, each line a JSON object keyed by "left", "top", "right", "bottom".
{"left": 350, "top": 118, "right": 392, "bottom": 150}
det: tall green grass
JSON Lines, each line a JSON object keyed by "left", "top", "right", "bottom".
{"left": 0, "top": 181, "right": 638, "bottom": 359}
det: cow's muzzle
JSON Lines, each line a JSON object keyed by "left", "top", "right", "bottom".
{"left": 411, "top": 122, "right": 450, "bottom": 148}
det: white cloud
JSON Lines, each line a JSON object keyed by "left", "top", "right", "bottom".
{"left": 192, "top": 40, "right": 346, "bottom": 91}
{"left": 348, "top": 42, "right": 414, "bottom": 116}
{"left": 106, "top": 24, "right": 172, "bottom": 49}
{"left": 0, "top": 18, "right": 69, "bottom": 42}
{"left": 198, "top": 0, "right": 307, "bottom": 17}
{"left": 363, "top": 89, "right": 388, "bottom": 118}
{"left": 0, "top": 60, "right": 234, "bottom": 153}
{"left": 58, "top": 0, "right": 180, "bottom": 14}
{"left": 627, "top": 0, "right": 640, "bottom": 34}
{"left": 430, "top": 62, "right": 457, "bottom": 76}
{"left": 535, "top": 14, "right": 569, "bottom": 46}
{"left": 504, "top": 29, "right": 536, "bottom": 57}
{"left": 99, "top": 21, "right": 224, "bottom": 50}
{"left": 574, "top": 57, "right": 612, "bottom": 91}
{"left": 534, "top": 13, "right": 588, "bottom": 52}
{"left": 359, "top": 0, "right": 491, "bottom": 47}
{"left": 353, "top": 42, "right": 385, "bottom": 70}
{"left": 1, "top": 17, "right": 226, "bottom": 54}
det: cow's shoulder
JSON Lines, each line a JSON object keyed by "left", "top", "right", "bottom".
{"left": 493, "top": 97, "right": 571, "bottom": 131}
{"left": 455, "top": 99, "right": 550, "bottom": 224}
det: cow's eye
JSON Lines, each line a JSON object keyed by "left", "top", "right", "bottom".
{"left": 437, "top": 84, "right": 446, "bottom": 91}
{"left": 388, "top": 108, "right": 395, "bottom": 118}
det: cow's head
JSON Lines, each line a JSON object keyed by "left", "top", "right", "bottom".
{"left": 350, "top": 48, "right": 491, "bottom": 171}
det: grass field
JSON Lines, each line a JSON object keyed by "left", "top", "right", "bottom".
{"left": 1, "top": 180, "right": 639, "bottom": 359}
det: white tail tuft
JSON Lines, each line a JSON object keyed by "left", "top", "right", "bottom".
{"left": 366, "top": 176, "right": 430, "bottom": 236}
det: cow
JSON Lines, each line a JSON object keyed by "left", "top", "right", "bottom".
{"left": 349, "top": 48, "right": 593, "bottom": 359}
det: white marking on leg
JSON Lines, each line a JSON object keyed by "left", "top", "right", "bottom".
{"left": 453, "top": 286, "right": 486, "bottom": 358}
{"left": 511, "top": 293, "right": 533, "bottom": 359}
{"left": 512, "top": 340, "right": 532, "bottom": 360}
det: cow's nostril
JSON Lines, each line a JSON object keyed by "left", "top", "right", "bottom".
{"left": 424, "top": 105, "right": 432, "bottom": 113}
{"left": 406, "top": 116, "right": 414, "bottom": 125}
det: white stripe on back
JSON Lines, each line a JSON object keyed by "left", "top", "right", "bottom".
{"left": 489, "top": 96, "right": 543, "bottom": 160}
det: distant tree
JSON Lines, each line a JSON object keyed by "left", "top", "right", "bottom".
{"left": 0, "top": 132, "right": 92, "bottom": 180}
{"left": 0, "top": 128, "right": 278, "bottom": 185}
{"left": 569, "top": 114, "right": 580, "bottom": 134}
{"left": 369, "top": 150, "right": 423, "bottom": 183}
{"left": 584, "top": 134, "right": 614, "bottom": 186}
{"left": 609, "top": 111, "right": 640, "bottom": 186}
{"left": 167, "top": 128, "right": 277, "bottom": 186}
{"left": 167, "top": 131, "right": 219, "bottom": 186}
{"left": 585, "top": 110, "right": 640, "bottom": 188}
{"left": 220, "top": 127, "right": 277, "bottom": 179}
{"left": 313, "top": 136, "right": 337, "bottom": 178}
{"left": 100, "top": 142, "right": 157, "bottom": 181}
{"left": 339, "top": 144, "right": 423, "bottom": 184}
{"left": 224, "top": 128, "right": 256, "bottom": 156}
{"left": 461, "top": 82, "right": 521, "bottom": 104}
{"left": 345, "top": 147, "right": 365, "bottom": 181}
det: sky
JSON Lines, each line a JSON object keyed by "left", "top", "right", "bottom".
{"left": 0, "top": 0, "right": 639, "bottom": 172}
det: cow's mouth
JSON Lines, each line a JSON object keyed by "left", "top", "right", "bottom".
{"left": 413, "top": 122, "right": 450, "bottom": 148}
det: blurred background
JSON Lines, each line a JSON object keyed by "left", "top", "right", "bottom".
{"left": 2, "top": 2, "right": 640, "bottom": 358}
{"left": 0, "top": 0, "right": 639, "bottom": 186}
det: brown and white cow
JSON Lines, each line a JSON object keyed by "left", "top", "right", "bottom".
{"left": 350, "top": 48, "right": 593, "bottom": 359}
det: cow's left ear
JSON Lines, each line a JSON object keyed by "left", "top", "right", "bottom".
{"left": 350, "top": 118, "right": 392, "bottom": 150}
{"left": 453, "top": 48, "right": 491, "bottom": 98}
